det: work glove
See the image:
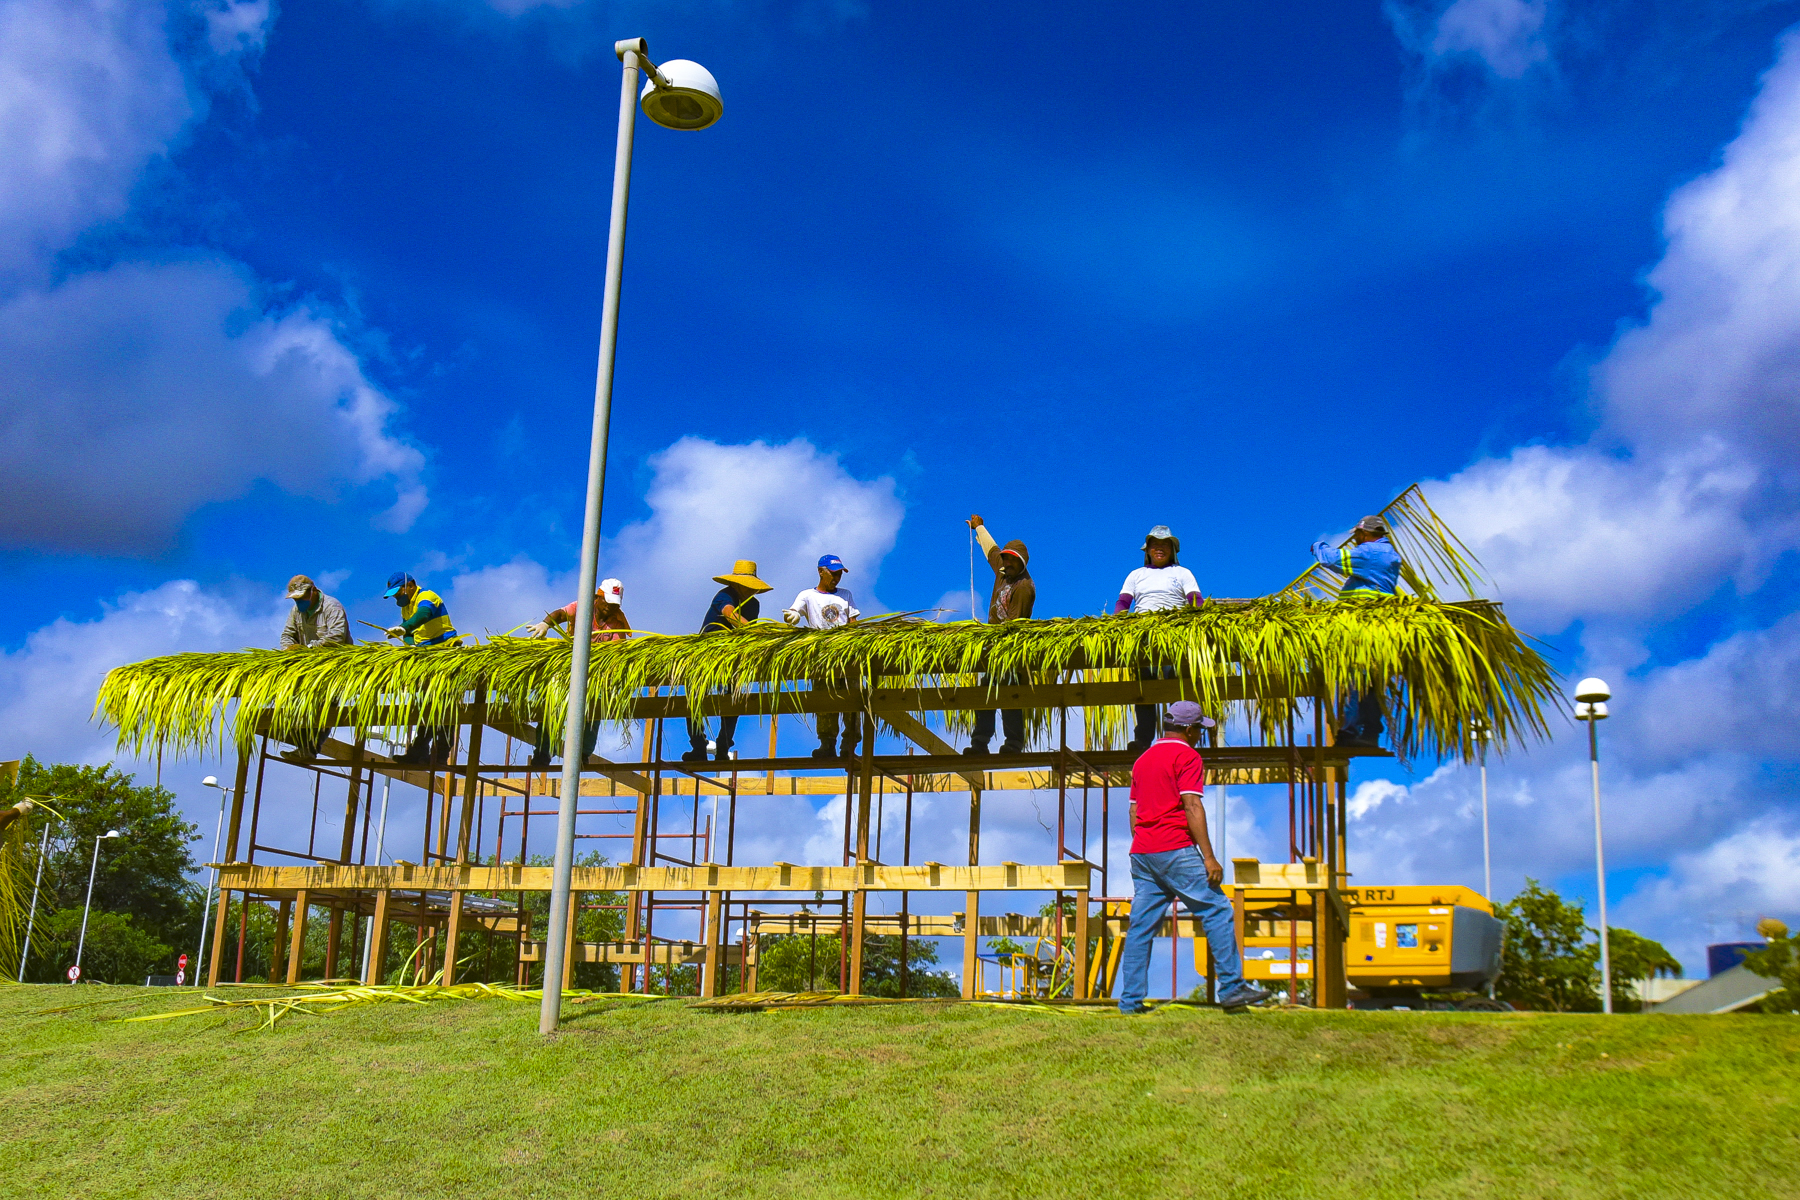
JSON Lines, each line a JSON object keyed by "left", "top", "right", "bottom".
{"left": 386, "top": 626, "right": 405, "bottom": 640}
{"left": 527, "top": 621, "right": 551, "bottom": 638}
{"left": 782, "top": 609, "right": 801, "bottom": 626}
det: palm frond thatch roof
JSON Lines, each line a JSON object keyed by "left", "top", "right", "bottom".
{"left": 96, "top": 596, "right": 1558, "bottom": 765}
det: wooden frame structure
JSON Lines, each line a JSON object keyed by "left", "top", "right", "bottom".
{"left": 202, "top": 671, "right": 1380, "bottom": 1008}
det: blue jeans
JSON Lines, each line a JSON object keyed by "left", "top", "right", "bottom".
{"left": 1118, "top": 846, "right": 1246, "bottom": 1011}
{"left": 1341, "top": 688, "right": 1384, "bottom": 743}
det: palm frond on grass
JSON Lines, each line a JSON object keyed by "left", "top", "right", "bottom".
{"left": 96, "top": 596, "right": 1558, "bottom": 765}
{"left": 1283, "top": 484, "right": 1486, "bottom": 602}
{"left": 121, "top": 982, "right": 672, "bottom": 1031}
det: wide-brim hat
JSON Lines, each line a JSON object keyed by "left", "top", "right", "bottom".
{"left": 1141, "top": 524, "right": 1180, "bottom": 552}
{"left": 712, "top": 559, "right": 772, "bottom": 593}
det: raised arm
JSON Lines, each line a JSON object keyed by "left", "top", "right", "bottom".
{"left": 1311, "top": 539, "right": 1349, "bottom": 576}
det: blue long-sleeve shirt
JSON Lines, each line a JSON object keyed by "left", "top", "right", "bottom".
{"left": 1311, "top": 537, "right": 1401, "bottom": 595}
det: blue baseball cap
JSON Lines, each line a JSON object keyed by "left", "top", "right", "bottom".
{"left": 383, "top": 571, "right": 415, "bottom": 598}
{"left": 818, "top": 554, "right": 847, "bottom": 573}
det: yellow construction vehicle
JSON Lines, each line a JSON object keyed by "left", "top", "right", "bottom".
{"left": 1343, "top": 884, "right": 1507, "bottom": 1010}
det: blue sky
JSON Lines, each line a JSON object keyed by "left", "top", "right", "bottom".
{"left": 4, "top": 0, "right": 1799, "bottom": 978}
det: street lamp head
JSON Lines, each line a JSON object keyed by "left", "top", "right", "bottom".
{"left": 640, "top": 60, "right": 723, "bottom": 130}
{"left": 1574, "top": 676, "right": 1611, "bottom": 703}
{"left": 201, "top": 776, "right": 218, "bottom": 788}
{"left": 1575, "top": 701, "right": 1609, "bottom": 721}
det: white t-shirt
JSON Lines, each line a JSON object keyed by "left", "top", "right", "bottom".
{"left": 783, "top": 587, "right": 860, "bottom": 629}
{"left": 1119, "top": 565, "right": 1199, "bottom": 613}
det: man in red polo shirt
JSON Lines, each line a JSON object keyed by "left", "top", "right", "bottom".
{"left": 1117, "top": 700, "right": 1271, "bottom": 1013}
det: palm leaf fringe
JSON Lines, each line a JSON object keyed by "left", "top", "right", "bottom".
{"left": 1282, "top": 484, "right": 1486, "bottom": 603}
{"left": 96, "top": 595, "right": 1558, "bottom": 765}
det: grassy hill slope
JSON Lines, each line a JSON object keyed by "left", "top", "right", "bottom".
{"left": 3, "top": 984, "right": 1795, "bottom": 1199}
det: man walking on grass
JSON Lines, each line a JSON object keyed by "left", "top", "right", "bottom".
{"left": 1118, "top": 701, "right": 1271, "bottom": 1013}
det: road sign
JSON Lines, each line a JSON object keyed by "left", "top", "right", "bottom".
{"left": 178, "top": 953, "right": 188, "bottom": 970}
{"left": 67, "top": 965, "right": 80, "bottom": 982}
{"left": 176, "top": 969, "right": 186, "bottom": 986}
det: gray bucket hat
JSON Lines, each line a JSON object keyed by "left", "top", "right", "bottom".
{"left": 1140, "top": 524, "right": 1180, "bottom": 552}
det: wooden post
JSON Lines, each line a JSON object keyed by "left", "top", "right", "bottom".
{"left": 442, "top": 699, "right": 485, "bottom": 986}
{"left": 1073, "top": 889, "right": 1091, "bottom": 999}
{"left": 323, "top": 909, "right": 341, "bottom": 980}
{"left": 286, "top": 891, "right": 310, "bottom": 984}
{"left": 702, "top": 890, "right": 724, "bottom": 997}
{"left": 563, "top": 890, "right": 579, "bottom": 987}
{"left": 962, "top": 785, "right": 982, "bottom": 999}
{"left": 848, "top": 730, "right": 874, "bottom": 994}
{"left": 207, "top": 744, "right": 254, "bottom": 987}
{"left": 272, "top": 900, "right": 291, "bottom": 984}
{"left": 364, "top": 889, "right": 390, "bottom": 985}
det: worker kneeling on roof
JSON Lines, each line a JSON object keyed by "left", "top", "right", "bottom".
{"left": 384, "top": 571, "right": 459, "bottom": 766}
{"left": 525, "top": 578, "right": 631, "bottom": 769}
{"left": 1118, "top": 701, "right": 1271, "bottom": 1014}
{"left": 1309, "top": 515, "right": 1400, "bottom": 747}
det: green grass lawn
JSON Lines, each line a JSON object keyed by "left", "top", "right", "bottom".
{"left": 4, "top": 983, "right": 1796, "bottom": 1200}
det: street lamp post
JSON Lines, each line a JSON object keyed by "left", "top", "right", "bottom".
{"left": 73, "top": 829, "right": 123, "bottom": 982}
{"left": 538, "top": 38, "right": 724, "bottom": 1036}
{"left": 1574, "top": 677, "right": 1612, "bottom": 1015}
{"left": 17, "top": 812, "right": 52, "bottom": 980}
{"left": 195, "top": 777, "right": 233, "bottom": 987}
{"left": 1473, "top": 719, "right": 1494, "bottom": 900}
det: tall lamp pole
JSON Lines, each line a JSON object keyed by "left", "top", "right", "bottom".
{"left": 539, "top": 39, "right": 724, "bottom": 1036}
{"left": 73, "top": 829, "right": 123, "bottom": 982}
{"left": 1574, "top": 677, "right": 1612, "bottom": 1014}
{"left": 17, "top": 808, "right": 52, "bottom": 980}
{"left": 195, "top": 778, "right": 233, "bottom": 987}
{"left": 1473, "top": 719, "right": 1493, "bottom": 900}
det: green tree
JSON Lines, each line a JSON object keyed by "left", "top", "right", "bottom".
{"left": 1495, "top": 879, "right": 1599, "bottom": 1012}
{"left": 2, "top": 757, "right": 200, "bottom": 982}
{"left": 1606, "top": 926, "right": 1683, "bottom": 1013}
{"left": 754, "top": 929, "right": 958, "bottom": 997}
{"left": 34, "top": 908, "right": 171, "bottom": 985}
{"left": 1740, "top": 927, "right": 1799, "bottom": 1014}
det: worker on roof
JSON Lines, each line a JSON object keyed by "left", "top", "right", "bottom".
{"left": 276, "top": 574, "right": 352, "bottom": 762}
{"left": 279, "top": 575, "right": 351, "bottom": 651}
{"left": 1116, "top": 525, "right": 1203, "bottom": 754}
{"left": 964, "top": 514, "right": 1034, "bottom": 756}
{"left": 525, "top": 578, "right": 631, "bottom": 769}
{"left": 384, "top": 572, "right": 459, "bottom": 766}
{"left": 684, "top": 560, "right": 771, "bottom": 764}
{"left": 1118, "top": 701, "right": 1270, "bottom": 1015}
{"left": 783, "top": 554, "right": 864, "bottom": 760}
{"left": 1310, "top": 514, "right": 1401, "bottom": 747}
{"left": 383, "top": 572, "right": 459, "bottom": 646}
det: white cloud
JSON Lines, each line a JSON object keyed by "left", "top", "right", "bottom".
{"left": 1614, "top": 818, "right": 1800, "bottom": 968}
{"left": 602, "top": 437, "right": 904, "bottom": 634}
{"left": 204, "top": 0, "right": 272, "bottom": 56}
{"left": 1387, "top": 0, "right": 1551, "bottom": 81}
{"left": 0, "top": 579, "right": 276, "bottom": 767}
{"left": 0, "top": 0, "right": 191, "bottom": 278}
{"left": 0, "top": 258, "right": 426, "bottom": 552}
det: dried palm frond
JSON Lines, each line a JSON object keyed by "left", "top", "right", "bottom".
{"left": 96, "top": 595, "right": 1557, "bottom": 765}
{"left": 1283, "top": 484, "right": 1486, "bottom": 602}
{"left": 122, "top": 982, "right": 671, "bottom": 1031}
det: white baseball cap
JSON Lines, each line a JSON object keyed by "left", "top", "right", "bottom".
{"left": 598, "top": 578, "right": 624, "bottom": 603}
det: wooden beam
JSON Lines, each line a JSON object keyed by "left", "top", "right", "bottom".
{"left": 286, "top": 891, "right": 309, "bottom": 984}
{"left": 213, "top": 859, "right": 1092, "bottom": 895}
{"left": 1073, "top": 888, "right": 1090, "bottom": 999}
{"left": 702, "top": 891, "right": 724, "bottom": 997}
{"left": 364, "top": 889, "right": 390, "bottom": 985}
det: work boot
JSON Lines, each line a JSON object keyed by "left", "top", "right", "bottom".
{"left": 527, "top": 749, "right": 552, "bottom": 769}
{"left": 1123, "top": 738, "right": 1152, "bottom": 757}
{"left": 681, "top": 749, "right": 709, "bottom": 763}
{"left": 812, "top": 744, "right": 838, "bottom": 760}
{"left": 997, "top": 739, "right": 1025, "bottom": 755}
{"left": 395, "top": 740, "right": 430, "bottom": 765}
{"left": 962, "top": 743, "right": 991, "bottom": 756}
{"left": 714, "top": 746, "right": 734, "bottom": 763}
{"left": 838, "top": 738, "right": 860, "bottom": 760}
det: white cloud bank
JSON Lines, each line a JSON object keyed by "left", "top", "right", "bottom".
{"left": 0, "top": 0, "right": 423, "bottom": 554}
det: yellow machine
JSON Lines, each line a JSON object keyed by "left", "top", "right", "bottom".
{"left": 1343, "top": 885, "right": 1505, "bottom": 1010}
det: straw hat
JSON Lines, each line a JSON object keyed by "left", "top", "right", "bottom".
{"left": 712, "top": 559, "right": 772, "bottom": 593}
